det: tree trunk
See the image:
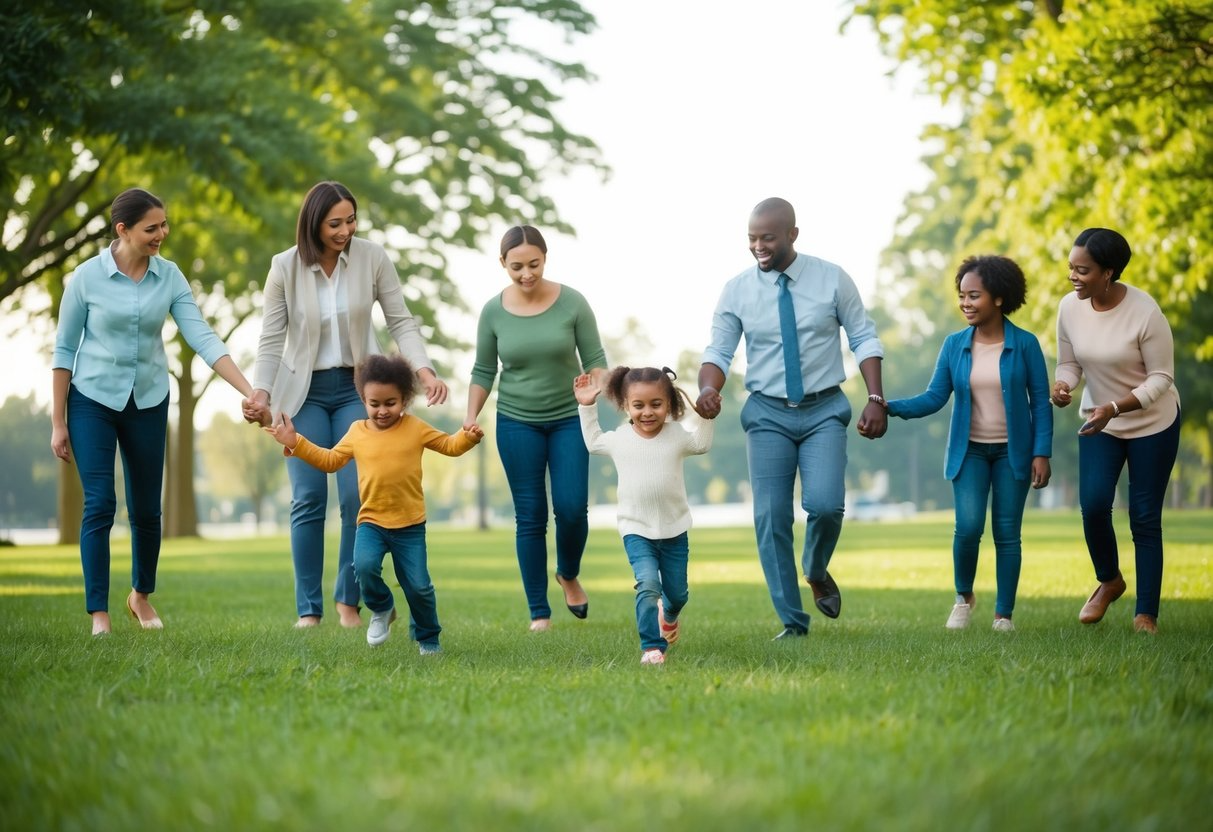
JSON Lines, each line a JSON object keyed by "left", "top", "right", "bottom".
{"left": 164, "top": 350, "right": 200, "bottom": 538}
{"left": 56, "top": 463, "right": 82, "bottom": 545}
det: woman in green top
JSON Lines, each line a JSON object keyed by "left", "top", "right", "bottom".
{"left": 465, "top": 226, "right": 609, "bottom": 631}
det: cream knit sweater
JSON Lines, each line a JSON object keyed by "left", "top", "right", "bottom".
{"left": 578, "top": 405, "right": 714, "bottom": 539}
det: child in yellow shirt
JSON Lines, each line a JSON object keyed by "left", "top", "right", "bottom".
{"left": 267, "top": 354, "right": 482, "bottom": 653}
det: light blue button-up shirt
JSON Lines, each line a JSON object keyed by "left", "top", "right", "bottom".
{"left": 53, "top": 243, "right": 229, "bottom": 411}
{"left": 702, "top": 253, "right": 884, "bottom": 398}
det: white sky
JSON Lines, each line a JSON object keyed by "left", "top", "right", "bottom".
{"left": 1, "top": 1, "right": 950, "bottom": 424}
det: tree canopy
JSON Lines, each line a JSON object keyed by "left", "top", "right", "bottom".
{"left": 2, "top": 1, "right": 604, "bottom": 537}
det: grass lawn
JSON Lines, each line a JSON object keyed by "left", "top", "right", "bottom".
{"left": 2, "top": 511, "right": 1211, "bottom": 831}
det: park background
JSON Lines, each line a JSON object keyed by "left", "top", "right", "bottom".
{"left": 2, "top": 0, "right": 1210, "bottom": 542}
{"left": 2, "top": 3, "right": 1212, "bottom": 831}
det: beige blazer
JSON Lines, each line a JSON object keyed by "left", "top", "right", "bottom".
{"left": 252, "top": 236, "right": 433, "bottom": 419}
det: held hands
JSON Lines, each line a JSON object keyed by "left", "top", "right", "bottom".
{"left": 573, "top": 373, "right": 600, "bottom": 406}
{"left": 419, "top": 369, "right": 449, "bottom": 407}
{"left": 263, "top": 412, "right": 299, "bottom": 450}
{"left": 857, "top": 401, "right": 888, "bottom": 440}
{"left": 463, "top": 423, "right": 484, "bottom": 441}
{"left": 1031, "top": 456, "right": 1052, "bottom": 490}
{"left": 243, "top": 390, "right": 272, "bottom": 426}
{"left": 1051, "top": 381, "right": 1072, "bottom": 408}
{"left": 695, "top": 387, "right": 722, "bottom": 420}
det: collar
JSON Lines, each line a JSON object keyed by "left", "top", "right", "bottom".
{"left": 760, "top": 252, "right": 803, "bottom": 285}
{"left": 103, "top": 240, "right": 163, "bottom": 280}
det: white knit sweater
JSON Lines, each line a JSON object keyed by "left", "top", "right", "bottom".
{"left": 578, "top": 404, "right": 715, "bottom": 539}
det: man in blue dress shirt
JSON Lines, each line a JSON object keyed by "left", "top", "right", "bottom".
{"left": 697, "top": 197, "right": 888, "bottom": 639}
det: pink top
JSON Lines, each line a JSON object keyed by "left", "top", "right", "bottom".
{"left": 968, "top": 340, "right": 1007, "bottom": 443}
{"left": 1056, "top": 283, "right": 1180, "bottom": 439}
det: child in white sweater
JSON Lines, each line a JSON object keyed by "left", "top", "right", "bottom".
{"left": 573, "top": 367, "right": 714, "bottom": 665}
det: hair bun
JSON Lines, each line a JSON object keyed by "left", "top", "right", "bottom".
{"left": 662, "top": 366, "right": 677, "bottom": 380}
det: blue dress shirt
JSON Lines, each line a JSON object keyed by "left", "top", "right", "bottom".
{"left": 702, "top": 253, "right": 884, "bottom": 398}
{"left": 53, "top": 243, "right": 229, "bottom": 411}
{"left": 886, "top": 318, "right": 1053, "bottom": 481}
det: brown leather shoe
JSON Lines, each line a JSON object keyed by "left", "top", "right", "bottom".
{"left": 1078, "top": 573, "right": 1126, "bottom": 624}
{"left": 1132, "top": 614, "right": 1158, "bottom": 634}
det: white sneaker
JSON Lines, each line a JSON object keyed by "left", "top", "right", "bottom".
{"left": 419, "top": 643, "right": 442, "bottom": 656}
{"left": 367, "top": 609, "right": 395, "bottom": 646}
{"left": 640, "top": 649, "right": 665, "bottom": 665}
{"left": 945, "top": 602, "right": 972, "bottom": 630}
{"left": 992, "top": 618, "right": 1015, "bottom": 632}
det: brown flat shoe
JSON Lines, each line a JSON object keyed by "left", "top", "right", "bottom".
{"left": 1132, "top": 614, "right": 1158, "bottom": 634}
{"left": 1078, "top": 573, "right": 1126, "bottom": 624}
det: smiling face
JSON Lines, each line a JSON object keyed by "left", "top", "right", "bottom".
{"left": 116, "top": 207, "right": 170, "bottom": 258}
{"left": 957, "top": 271, "right": 1001, "bottom": 328}
{"left": 747, "top": 211, "right": 798, "bottom": 273}
{"left": 362, "top": 380, "right": 406, "bottom": 430}
{"left": 1067, "top": 245, "right": 1113, "bottom": 300}
{"left": 320, "top": 199, "right": 357, "bottom": 258}
{"left": 624, "top": 380, "right": 671, "bottom": 437}
{"left": 501, "top": 243, "right": 547, "bottom": 293}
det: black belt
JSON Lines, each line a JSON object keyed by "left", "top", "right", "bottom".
{"left": 756, "top": 385, "right": 841, "bottom": 408}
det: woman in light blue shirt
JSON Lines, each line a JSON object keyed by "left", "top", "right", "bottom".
{"left": 51, "top": 188, "right": 257, "bottom": 637}
{"left": 886, "top": 256, "right": 1052, "bottom": 631}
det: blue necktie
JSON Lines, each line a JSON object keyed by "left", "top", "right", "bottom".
{"left": 777, "top": 273, "right": 804, "bottom": 402}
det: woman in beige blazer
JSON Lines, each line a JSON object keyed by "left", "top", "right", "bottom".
{"left": 248, "top": 181, "right": 448, "bottom": 628}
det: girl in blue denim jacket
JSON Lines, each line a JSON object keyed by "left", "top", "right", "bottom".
{"left": 886, "top": 256, "right": 1053, "bottom": 631}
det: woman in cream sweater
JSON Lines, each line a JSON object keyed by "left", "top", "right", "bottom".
{"left": 1052, "top": 228, "right": 1181, "bottom": 634}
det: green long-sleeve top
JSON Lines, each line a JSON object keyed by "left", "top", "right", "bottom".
{"left": 471, "top": 284, "right": 608, "bottom": 423}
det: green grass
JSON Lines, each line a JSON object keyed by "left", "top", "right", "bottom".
{"left": 2, "top": 512, "right": 1211, "bottom": 831}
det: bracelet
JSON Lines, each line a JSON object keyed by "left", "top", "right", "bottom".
{"left": 1109, "top": 400, "right": 1120, "bottom": 418}
{"left": 868, "top": 394, "right": 888, "bottom": 409}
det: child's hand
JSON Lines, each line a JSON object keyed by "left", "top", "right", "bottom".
{"left": 573, "top": 373, "right": 600, "bottom": 405}
{"left": 464, "top": 423, "right": 484, "bottom": 441}
{"left": 263, "top": 413, "right": 299, "bottom": 449}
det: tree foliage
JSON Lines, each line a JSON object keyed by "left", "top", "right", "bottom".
{"left": 2, "top": 1, "right": 604, "bottom": 535}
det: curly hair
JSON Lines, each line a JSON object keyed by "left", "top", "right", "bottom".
{"left": 354, "top": 354, "right": 417, "bottom": 405}
{"left": 602, "top": 366, "right": 693, "bottom": 421}
{"left": 1074, "top": 227, "right": 1132, "bottom": 283}
{"left": 954, "top": 255, "right": 1027, "bottom": 316}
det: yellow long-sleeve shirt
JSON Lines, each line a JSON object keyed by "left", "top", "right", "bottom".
{"left": 290, "top": 415, "right": 480, "bottom": 529}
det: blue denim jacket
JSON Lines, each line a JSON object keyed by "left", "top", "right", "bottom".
{"left": 887, "top": 318, "right": 1053, "bottom": 481}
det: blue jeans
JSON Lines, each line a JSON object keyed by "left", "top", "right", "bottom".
{"left": 286, "top": 368, "right": 364, "bottom": 618}
{"left": 952, "top": 442, "right": 1030, "bottom": 617}
{"left": 741, "top": 389, "right": 851, "bottom": 633}
{"left": 495, "top": 413, "right": 589, "bottom": 620}
{"left": 623, "top": 533, "right": 690, "bottom": 652}
{"left": 1079, "top": 409, "right": 1180, "bottom": 618}
{"left": 67, "top": 386, "right": 169, "bottom": 613}
{"left": 353, "top": 522, "right": 440, "bottom": 648}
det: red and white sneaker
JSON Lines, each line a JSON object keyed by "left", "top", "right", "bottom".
{"left": 657, "top": 598, "right": 680, "bottom": 646}
{"left": 640, "top": 649, "right": 665, "bottom": 666}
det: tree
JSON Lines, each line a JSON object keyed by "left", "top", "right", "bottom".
{"left": 846, "top": 0, "right": 1212, "bottom": 502}
{"left": 3, "top": 1, "right": 604, "bottom": 539}
{"left": 0, "top": 395, "right": 58, "bottom": 532}
{"left": 196, "top": 412, "right": 286, "bottom": 526}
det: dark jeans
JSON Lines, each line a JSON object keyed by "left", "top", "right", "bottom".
{"left": 286, "top": 368, "right": 364, "bottom": 618}
{"left": 495, "top": 412, "right": 589, "bottom": 620}
{"left": 951, "top": 442, "right": 1030, "bottom": 617}
{"left": 353, "top": 522, "right": 440, "bottom": 648}
{"left": 1078, "top": 409, "right": 1180, "bottom": 617}
{"left": 67, "top": 386, "right": 169, "bottom": 613}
